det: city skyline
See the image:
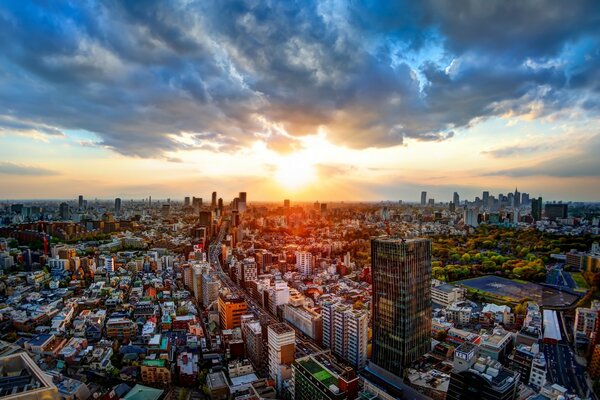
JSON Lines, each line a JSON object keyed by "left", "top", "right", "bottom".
{"left": 0, "top": 2, "right": 600, "bottom": 200}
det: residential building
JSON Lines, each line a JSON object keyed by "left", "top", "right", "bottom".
{"left": 140, "top": 359, "right": 171, "bottom": 386}
{"left": 296, "top": 251, "right": 314, "bottom": 276}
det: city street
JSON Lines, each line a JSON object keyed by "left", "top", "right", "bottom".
{"left": 543, "top": 310, "right": 595, "bottom": 399}
{"left": 208, "top": 222, "right": 322, "bottom": 359}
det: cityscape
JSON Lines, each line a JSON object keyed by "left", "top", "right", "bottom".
{"left": 0, "top": 2, "right": 600, "bottom": 400}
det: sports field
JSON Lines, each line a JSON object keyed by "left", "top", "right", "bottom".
{"left": 457, "top": 275, "right": 580, "bottom": 308}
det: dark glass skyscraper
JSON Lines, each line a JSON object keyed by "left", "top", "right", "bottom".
{"left": 114, "top": 197, "right": 121, "bottom": 214}
{"left": 370, "top": 237, "right": 432, "bottom": 375}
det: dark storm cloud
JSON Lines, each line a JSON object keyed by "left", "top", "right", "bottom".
{"left": 0, "top": 162, "right": 59, "bottom": 176}
{"left": 0, "top": 0, "right": 598, "bottom": 157}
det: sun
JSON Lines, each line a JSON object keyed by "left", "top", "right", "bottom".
{"left": 274, "top": 154, "right": 317, "bottom": 190}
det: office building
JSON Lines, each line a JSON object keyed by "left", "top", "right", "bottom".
{"left": 513, "top": 188, "right": 520, "bottom": 208}
{"left": 239, "top": 192, "right": 247, "bottom": 212}
{"left": 447, "top": 342, "right": 519, "bottom": 400}
{"left": 531, "top": 197, "right": 542, "bottom": 221}
{"left": 482, "top": 191, "right": 489, "bottom": 208}
{"left": 292, "top": 353, "right": 359, "bottom": 400}
{"left": 370, "top": 237, "right": 432, "bottom": 375}
{"left": 268, "top": 323, "right": 295, "bottom": 394}
{"left": 296, "top": 251, "right": 314, "bottom": 276}
{"left": 59, "top": 202, "right": 69, "bottom": 220}
{"left": 283, "top": 304, "right": 322, "bottom": 344}
{"left": 284, "top": 199, "right": 290, "bottom": 208}
{"left": 453, "top": 192, "right": 460, "bottom": 207}
{"left": 420, "top": 191, "right": 427, "bottom": 206}
{"left": 218, "top": 293, "right": 248, "bottom": 329}
{"left": 211, "top": 192, "right": 217, "bottom": 209}
{"left": 431, "top": 281, "right": 466, "bottom": 307}
{"left": 544, "top": 203, "right": 568, "bottom": 220}
{"left": 114, "top": 197, "right": 121, "bottom": 214}
{"left": 78, "top": 195, "right": 83, "bottom": 210}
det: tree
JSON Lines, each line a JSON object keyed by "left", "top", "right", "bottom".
{"left": 434, "top": 330, "right": 448, "bottom": 342}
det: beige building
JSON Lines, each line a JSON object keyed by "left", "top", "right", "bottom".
{"left": 0, "top": 352, "right": 59, "bottom": 400}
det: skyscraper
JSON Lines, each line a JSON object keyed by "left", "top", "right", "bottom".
{"left": 78, "top": 195, "right": 84, "bottom": 210}
{"left": 370, "top": 237, "right": 432, "bottom": 375}
{"left": 59, "top": 202, "right": 70, "bottom": 220}
{"left": 531, "top": 197, "right": 542, "bottom": 221}
{"left": 420, "top": 191, "right": 427, "bottom": 206}
{"left": 482, "top": 191, "right": 489, "bottom": 208}
{"left": 238, "top": 192, "right": 247, "bottom": 212}
{"left": 184, "top": 196, "right": 190, "bottom": 207}
{"left": 114, "top": 197, "right": 121, "bottom": 214}
{"left": 453, "top": 192, "right": 460, "bottom": 207}
{"left": 211, "top": 191, "right": 217, "bottom": 209}
{"left": 513, "top": 188, "right": 521, "bottom": 208}
{"left": 284, "top": 199, "right": 290, "bottom": 208}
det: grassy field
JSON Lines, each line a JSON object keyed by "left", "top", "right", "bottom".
{"left": 570, "top": 272, "right": 590, "bottom": 291}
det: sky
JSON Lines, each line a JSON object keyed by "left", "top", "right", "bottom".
{"left": 0, "top": 1, "right": 600, "bottom": 202}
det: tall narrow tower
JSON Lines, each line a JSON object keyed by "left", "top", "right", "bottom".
{"left": 370, "top": 237, "right": 432, "bottom": 375}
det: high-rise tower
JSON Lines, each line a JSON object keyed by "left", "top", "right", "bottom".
{"left": 370, "top": 237, "right": 432, "bottom": 375}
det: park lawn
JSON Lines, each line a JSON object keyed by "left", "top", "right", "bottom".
{"left": 571, "top": 272, "right": 589, "bottom": 290}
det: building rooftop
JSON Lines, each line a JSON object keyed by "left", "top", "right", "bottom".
{"left": 433, "top": 283, "right": 458, "bottom": 293}
{"left": 298, "top": 357, "right": 338, "bottom": 388}
{"left": 207, "top": 371, "right": 228, "bottom": 390}
{"left": 268, "top": 322, "right": 294, "bottom": 335}
{"left": 122, "top": 384, "right": 163, "bottom": 400}
{"left": 141, "top": 359, "right": 166, "bottom": 368}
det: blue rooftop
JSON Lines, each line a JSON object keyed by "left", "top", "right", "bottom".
{"left": 28, "top": 334, "right": 52, "bottom": 347}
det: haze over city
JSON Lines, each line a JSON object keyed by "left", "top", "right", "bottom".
{"left": 1, "top": 3, "right": 600, "bottom": 400}
{"left": 1, "top": 1, "right": 600, "bottom": 200}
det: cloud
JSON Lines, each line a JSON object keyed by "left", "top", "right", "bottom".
{"left": 488, "top": 134, "right": 600, "bottom": 177}
{"left": 482, "top": 144, "right": 547, "bottom": 158}
{"left": 0, "top": 1, "right": 598, "bottom": 157}
{"left": 0, "top": 162, "right": 59, "bottom": 176}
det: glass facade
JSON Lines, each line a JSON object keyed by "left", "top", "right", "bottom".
{"left": 370, "top": 237, "right": 432, "bottom": 375}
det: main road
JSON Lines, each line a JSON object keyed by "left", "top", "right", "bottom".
{"left": 208, "top": 220, "right": 321, "bottom": 358}
{"left": 543, "top": 310, "right": 594, "bottom": 399}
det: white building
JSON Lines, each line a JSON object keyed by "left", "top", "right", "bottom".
{"left": 322, "top": 301, "right": 369, "bottom": 370}
{"left": 574, "top": 300, "right": 600, "bottom": 345}
{"left": 295, "top": 251, "right": 314, "bottom": 276}
{"left": 431, "top": 281, "right": 466, "bottom": 307}
{"left": 104, "top": 256, "right": 114, "bottom": 273}
{"left": 268, "top": 323, "right": 295, "bottom": 394}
